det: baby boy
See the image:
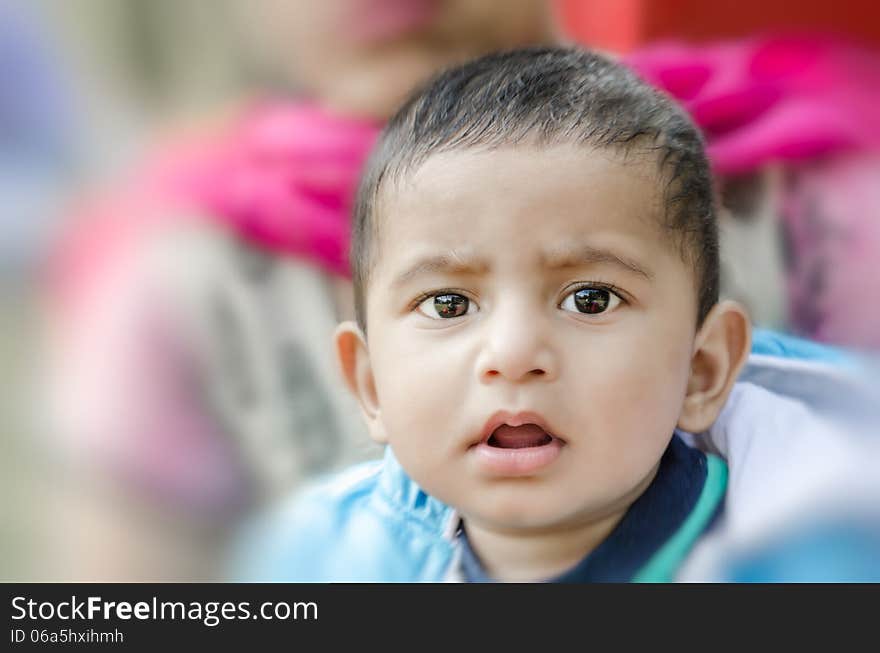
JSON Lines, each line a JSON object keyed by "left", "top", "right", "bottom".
{"left": 244, "top": 47, "right": 753, "bottom": 582}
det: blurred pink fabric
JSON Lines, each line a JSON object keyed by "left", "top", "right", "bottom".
{"left": 626, "top": 34, "right": 880, "bottom": 175}
{"left": 50, "top": 102, "right": 380, "bottom": 314}
{"left": 628, "top": 35, "right": 880, "bottom": 348}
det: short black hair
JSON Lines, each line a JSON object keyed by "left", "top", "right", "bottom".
{"left": 352, "top": 46, "right": 718, "bottom": 330}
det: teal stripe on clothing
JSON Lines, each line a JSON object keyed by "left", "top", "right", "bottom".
{"left": 632, "top": 454, "right": 727, "bottom": 583}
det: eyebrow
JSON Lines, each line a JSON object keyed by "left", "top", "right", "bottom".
{"left": 391, "top": 252, "right": 488, "bottom": 288}
{"left": 540, "top": 244, "right": 653, "bottom": 280}
{"left": 390, "top": 243, "right": 652, "bottom": 288}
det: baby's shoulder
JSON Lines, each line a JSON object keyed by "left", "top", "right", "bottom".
{"left": 678, "top": 330, "right": 880, "bottom": 580}
{"left": 231, "top": 457, "right": 457, "bottom": 582}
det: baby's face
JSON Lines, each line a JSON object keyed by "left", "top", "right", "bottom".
{"left": 364, "top": 145, "right": 700, "bottom": 532}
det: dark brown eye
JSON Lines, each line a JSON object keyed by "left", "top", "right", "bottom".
{"left": 434, "top": 294, "right": 468, "bottom": 318}
{"left": 417, "top": 293, "right": 471, "bottom": 319}
{"left": 560, "top": 287, "right": 621, "bottom": 315}
{"left": 574, "top": 288, "right": 608, "bottom": 313}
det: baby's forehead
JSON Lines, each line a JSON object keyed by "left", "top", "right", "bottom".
{"left": 369, "top": 150, "right": 697, "bottom": 294}
{"left": 375, "top": 144, "right": 672, "bottom": 250}
{"left": 383, "top": 143, "right": 666, "bottom": 208}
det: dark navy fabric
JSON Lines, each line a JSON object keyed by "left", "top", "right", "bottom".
{"left": 458, "top": 435, "right": 719, "bottom": 582}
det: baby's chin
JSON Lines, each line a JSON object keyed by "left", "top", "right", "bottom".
{"left": 460, "top": 494, "right": 618, "bottom": 535}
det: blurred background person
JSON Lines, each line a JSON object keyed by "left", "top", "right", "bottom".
{"left": 560, "top": 0, "right": 880, "bottom": 350}
{"left": 27, "top": 0, "right": 561, "bottom": 581}
{"left": 627, "top": 34, "right": 880, "bottom": 350}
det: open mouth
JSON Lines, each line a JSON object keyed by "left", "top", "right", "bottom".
{"left": 473, "top": 416, "right": 563, "bottom": 476}
{"left": 471, "top": 411, "right": 563, "bottom": 475}
{"left": 487, "top": 423, "right": 554, "bottom": 449}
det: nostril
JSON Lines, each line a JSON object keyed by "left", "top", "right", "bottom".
{"left": 530, "top": 369, "right": 545, "bottom": 376}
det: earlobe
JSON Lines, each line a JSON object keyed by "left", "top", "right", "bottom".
{"left": 334, "top": 321, "right": 388, "bottom": 444}
{"left": 678, "top": 301, "right": 752, "bottom": 433}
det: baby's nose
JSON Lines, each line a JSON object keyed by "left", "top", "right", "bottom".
{"left": 475, "top": 311, "right": 558, "bottom": 384}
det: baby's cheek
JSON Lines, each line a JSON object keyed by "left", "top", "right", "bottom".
{"left": 373, "top": 346, "right": 462, "bottom": 443}
{"left": 379, "top": 351, "right": 458, "bottom": 405}
{"left": 600, "top": 349, "right": 689, "bottom": 442}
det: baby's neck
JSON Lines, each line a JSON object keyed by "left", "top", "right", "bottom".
{"left": 462, "top": 511, "right": 624, "bottom": 582}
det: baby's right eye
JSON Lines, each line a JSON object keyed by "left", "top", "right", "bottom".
{"left": 416, "top": 293, "right": 475, "bottom": 319}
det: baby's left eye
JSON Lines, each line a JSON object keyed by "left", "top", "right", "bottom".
{"left": 559, "top": 287, "right": 622, "bottom": 315}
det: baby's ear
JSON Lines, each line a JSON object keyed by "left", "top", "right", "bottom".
{"left": 677, "top": 301, "right": 751, "bottom": 433}
{"left": 334, "top": 321, "right": 388, "bottom": 444}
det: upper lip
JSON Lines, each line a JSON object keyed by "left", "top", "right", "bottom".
{"left": 476, "top": 410, "right": 562, "bottom": 446}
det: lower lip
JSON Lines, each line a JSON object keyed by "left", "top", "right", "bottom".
{"left": 471, "top": 439, "right": 563, "bottom": 476}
